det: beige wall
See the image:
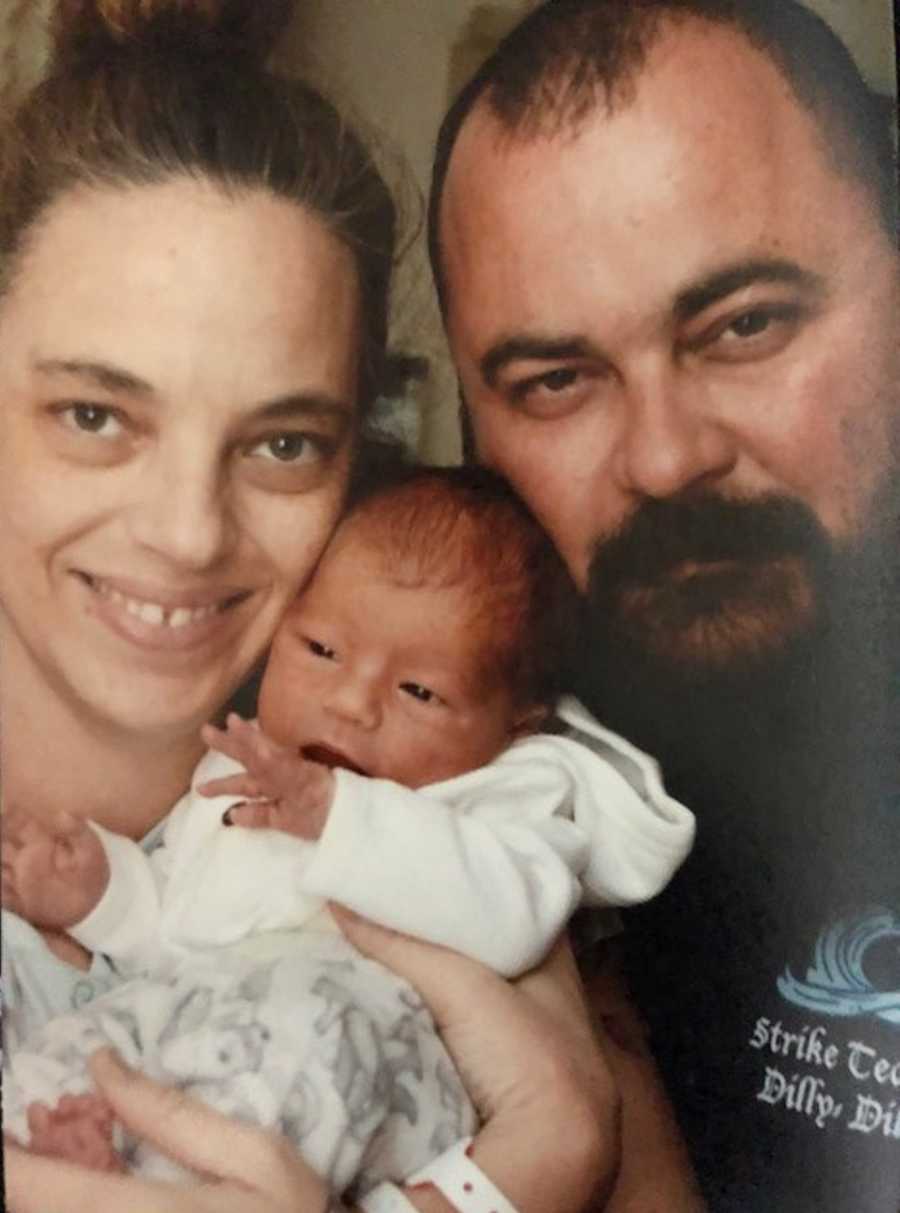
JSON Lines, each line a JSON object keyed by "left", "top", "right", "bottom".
{"left": 279, "top": 2, "right": 531, "bottom": 463}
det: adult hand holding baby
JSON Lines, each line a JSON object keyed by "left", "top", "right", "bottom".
{"left": 5, "top": 923, "right": 617, "bottom": 1213}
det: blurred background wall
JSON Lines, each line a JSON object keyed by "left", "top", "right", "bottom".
{"left": 2, "top": 0, "right": 895, "bottom": 462}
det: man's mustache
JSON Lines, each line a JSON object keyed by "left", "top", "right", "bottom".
{"left": 586, "top": 494, "right": 832, "bottom": 596}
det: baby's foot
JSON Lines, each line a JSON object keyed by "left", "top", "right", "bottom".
{"left": 1, "top": 806, "right": 108, "bottom": 929}
{"left": 26, "top": 1093, "right": 124, "bottom": 1173}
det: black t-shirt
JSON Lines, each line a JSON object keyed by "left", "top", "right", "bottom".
{"left": 590, "top": 632, "right": 900, "bottom": 1211}
{"left": 625, "top": 801, "right": 900, "bottom": 1211}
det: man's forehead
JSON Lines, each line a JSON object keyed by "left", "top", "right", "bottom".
{"left": 440, "top": 18, "right": 881, "bottom": 341}
{"left": 444, "top": 19, "right": 816, "bottom": 216}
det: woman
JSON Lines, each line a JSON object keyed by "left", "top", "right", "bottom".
{"left": 0, "top": 2, "right": 613, "bottom": 1210}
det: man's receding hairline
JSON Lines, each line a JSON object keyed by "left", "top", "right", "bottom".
{"left": 431, "top": 1, "right": 896, "bottom": 310}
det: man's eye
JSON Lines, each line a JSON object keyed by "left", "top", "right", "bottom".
{"left": 512, "top": 367, "right": 579, "bottom": 402}
{"left": 249, "top": 433, "right": 323, "bottom": 464}
{"left": 307, "top": 638, "right": 336, "bottom": 660}
{"left": 694, "top": 303, "right": 804, "bottom": 363}
{"left": 400, "top": 682, "right": 442, "bottom": 705}
{"left": 727, "top": 310, "right": 776, "bottom": 339}
{"left": 60, "top": 403, "right": 123, "bottom": 437}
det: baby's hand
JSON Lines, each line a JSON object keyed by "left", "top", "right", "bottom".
{"left": 26, "top": 1094, "right": 124, "bottom": 1173}
{"left": 1, "top": 807, "right": 109, "bottom": 929}
{"left": 199, "top": 714, "right": 334, "bottom": 840}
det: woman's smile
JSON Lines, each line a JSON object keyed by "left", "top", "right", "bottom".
{"left": 75, "top": 571, "right": 255, "bottom": 655}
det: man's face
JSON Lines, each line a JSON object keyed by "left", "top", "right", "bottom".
{"left": 442, "top": 20, "right": 900, "bottom": 673}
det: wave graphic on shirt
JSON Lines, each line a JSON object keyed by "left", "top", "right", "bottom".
{"left": 778, "top": 909, "right": 900, "bottom": 1025}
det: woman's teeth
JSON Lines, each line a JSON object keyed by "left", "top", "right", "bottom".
{"left": 95, "top": 582, "right": 223, "bottom": 629}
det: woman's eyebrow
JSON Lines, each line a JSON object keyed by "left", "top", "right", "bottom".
{"left": 250, "top": 394, "right": 355, "bottom": 427}
{"left": 34, "top": 360, "right": 353, "bottom": 426}
{"left": 34, "top": 357, "right": 154, "bottom": 396}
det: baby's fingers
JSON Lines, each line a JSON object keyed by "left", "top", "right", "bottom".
{"left": 222, "top": 802, "right": 280, "bottom": 830}
{"left": 203, "top": 716, "right": 281, "bottom": 772}
{"left": 198, "top": 773, "right": 263, "bottom": 801}
{"left": 201, "top": 720, "right": 251, "bottom": 765}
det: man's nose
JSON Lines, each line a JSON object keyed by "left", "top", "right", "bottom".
{"left": 127, "top": 448, "right": 235, "bottom": 571}
{"left": 323, "top": 669, "right": 382, "bottom": 731}
{"left": 613, "top": 372, "right": 738, "bottom": 500}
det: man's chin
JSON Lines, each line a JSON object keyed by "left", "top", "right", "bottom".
{"left": 615, "top": 555, "right": 819, "bottom": 676}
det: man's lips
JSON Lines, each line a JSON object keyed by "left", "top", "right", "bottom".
{"left": 667, "top": 557, "right": 742, "bottom": 583}
{"left": 302, "top": 744, "right": 367, "bottom": 775}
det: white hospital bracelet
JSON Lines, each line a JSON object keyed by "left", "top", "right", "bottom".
{"left": 407, "top": 1136, "right": 520, "bottom": 1213}
{"left": 358, "top": 1183, "right": 419, "bottom": 1213}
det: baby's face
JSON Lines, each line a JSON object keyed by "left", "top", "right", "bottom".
{"left": 257, "top": 527, "right": 523, "bottom": 788}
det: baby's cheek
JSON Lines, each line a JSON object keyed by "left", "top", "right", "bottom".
{"left": 257, "top": 669, "right": 309, "bottom": 746}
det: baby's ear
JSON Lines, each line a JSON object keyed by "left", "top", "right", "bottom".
{"left": 510, "top": 702, "right": 549, "bottom": 739}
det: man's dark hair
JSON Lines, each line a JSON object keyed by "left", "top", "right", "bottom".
{"left": 429, "top": 0, "right": 897, "bottom": 311}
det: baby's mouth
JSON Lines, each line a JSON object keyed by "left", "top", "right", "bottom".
{"left": 302, "top": 744, "right": 367, "bottom": 776}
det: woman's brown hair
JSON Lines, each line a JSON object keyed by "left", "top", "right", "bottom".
{"left": 0, "top": 0, "right": 398, "bottom": 416}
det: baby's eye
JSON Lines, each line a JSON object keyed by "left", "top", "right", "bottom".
{"left": 60, "top": 403, "right": 124, "bottom": 438}
{"left": 400, "top": 682, "right": 443, "bottom": 706}
{"left": 307, "top": 638, "right": 336, "bottom": 660}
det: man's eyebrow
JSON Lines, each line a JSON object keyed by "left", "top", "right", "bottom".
{"left": 673, "top": 259, "right": 827, "bottom": 322}
{"left": 34, "top": 358, "right": 155, "bottom": 396}
{"left": 480, "top": 335, "right": 601, "bottom": 388}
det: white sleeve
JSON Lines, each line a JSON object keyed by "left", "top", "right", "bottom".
{"left": 553, "top": 697, "right": 696, "bottom": 905}
{"left": 301, "top": 752, "right": 590, "bottom": 978}
{"left": 70, "top": 749, "right": 324, "bottom": 971}
{"left": 68, "top": 820, "right": 169, "bottom": 973}
{"left": 153, "top": 750, "right": 323, "bottom": 955}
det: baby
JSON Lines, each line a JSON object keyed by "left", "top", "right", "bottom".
{"left": 2, "top": 467, "right": 694, "bottom": 1196}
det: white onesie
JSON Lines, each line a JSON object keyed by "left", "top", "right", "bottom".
{"left": 69, "top": 695, "right": 694, "bottom": 977}
{"left": 3, "top": 696, "right": 693, "bottom": 1193}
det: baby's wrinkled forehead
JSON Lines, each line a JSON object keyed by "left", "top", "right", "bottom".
{"left": 287, "top": 467, "right": 575, "bottom": 708}
{"left": 327, "top": 500, "right": 483, "bottom": 592}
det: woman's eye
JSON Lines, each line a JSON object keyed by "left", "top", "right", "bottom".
{"left": 400, "top": 682, "right": 442, "bottom": 706}
{"left": 307, "top": 638, "right": 336, "bottom": 660}
{"left": 60, "top": 403, "right": 123, "bottom": 437}
{"left": 250, "top": 433, "right": 322, "bottom": 464}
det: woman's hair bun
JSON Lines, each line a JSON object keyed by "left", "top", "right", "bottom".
{"left": 51, "top": 0, "right": 295, "bottom": 72}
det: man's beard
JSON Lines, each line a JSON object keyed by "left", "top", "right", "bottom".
{"left": 569, "top": 491, "right": 896, "bottom": 773}
{"left": 582, "top": 494, "right": 834, "bottom": 672}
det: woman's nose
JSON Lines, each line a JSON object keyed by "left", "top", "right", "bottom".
{"left": 127, "top": 450, "right": 236, "bottom": 571}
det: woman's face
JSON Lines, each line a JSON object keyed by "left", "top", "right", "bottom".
{"left": 0, "top": 178, "right": 361, "bottom": 738}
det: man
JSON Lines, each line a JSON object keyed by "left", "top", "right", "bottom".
{"left": 429, "top": 1, "right": 899, "bottom": 1209}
